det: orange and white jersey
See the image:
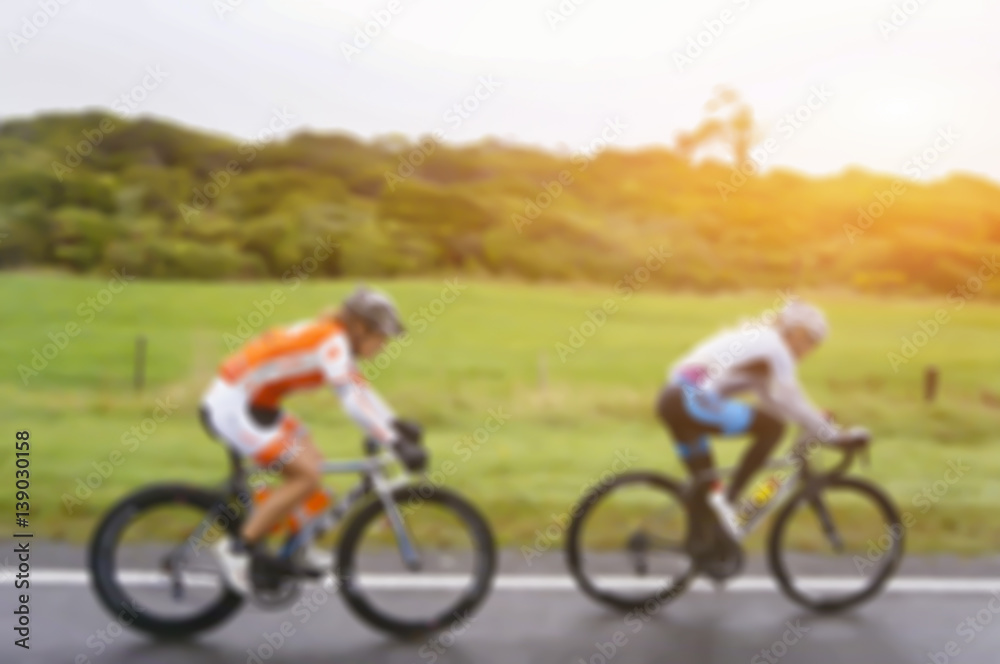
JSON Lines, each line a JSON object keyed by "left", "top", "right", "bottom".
{"left": 202, "top": 318, "right": 397, "bottom": 463}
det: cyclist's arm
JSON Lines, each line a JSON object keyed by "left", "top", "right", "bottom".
{"left": 320, "top": 335, "right": 397, "bottom": 446}
{"left": 335, "top": 381, "right": 397, "bottom": 446}
{"left": 761, "top": 337, "right": 838, "bottom": 441}
{"left": 766, "top": 377, "right": 837, "bottom": 441}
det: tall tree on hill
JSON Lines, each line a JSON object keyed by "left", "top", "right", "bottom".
{"left": 675, "top": 87, "right": 758, "bottom": 167}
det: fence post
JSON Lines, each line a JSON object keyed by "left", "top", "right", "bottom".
{"left": 924, "top": 365, "right": 938, "bottom": 402}
{"left": 134, "top": 335, "right": 147, "bottom": 392}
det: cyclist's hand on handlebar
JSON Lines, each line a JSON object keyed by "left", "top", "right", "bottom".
{"left": 831, "top": 426, "right": 870, "bottom": 449}
{"left": 392, "top": 418, "right": 423, "bottom": 445}
{"left": 392, "top": 438, "right": 428, "bottom": 472}
{"left": 390, "top": 418, "right": 427, "bottom": 472}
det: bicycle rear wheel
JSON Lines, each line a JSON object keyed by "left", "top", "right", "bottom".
{"left": 335, "top": 485, "right": 495, "bottom": 638}
{"left": 565, "top": 471, "right": 694, "bottom": 612}
{"left": 768, "top": 476, "right": 904, "bottom": 612}
{"left": 87, "top": 484, "right": 244, "bottom": 637}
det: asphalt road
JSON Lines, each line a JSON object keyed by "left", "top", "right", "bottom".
{"left": 4, "top": 544, "right": 1000, "bottom": 664}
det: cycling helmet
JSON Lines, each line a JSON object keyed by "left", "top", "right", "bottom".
{"left": 777, "top": 300, "right": 828, "bottom": 342}
{"left": 343, "top": 286, "right": 405, "bottom": 337}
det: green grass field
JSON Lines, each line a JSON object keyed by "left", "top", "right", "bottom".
{"left": 2, "top": 272, "right": 999, "bottom": 553}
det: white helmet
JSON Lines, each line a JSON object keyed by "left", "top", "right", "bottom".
{"left": 777, "top": 300, "right": 828, "bottom": 342}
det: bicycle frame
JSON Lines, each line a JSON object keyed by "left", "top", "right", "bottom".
{"left": 725, "top": 453, "right": 803, "bottom": 540}
{"left": 168, "top": 447, "right": 420, "bottom": 584}
{"left": 278, "top": 451, "right": 418, "bottom": 565}
{"left": 700, "top": 432, "right": 859, "bottom": 542}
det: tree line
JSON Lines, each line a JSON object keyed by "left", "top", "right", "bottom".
{"left": 1, "top": 109, "right": 998, "bottom": 298}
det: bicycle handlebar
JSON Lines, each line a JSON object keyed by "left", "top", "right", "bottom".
{"left": 792, "top": 428, "right": 871, "bottom": 478}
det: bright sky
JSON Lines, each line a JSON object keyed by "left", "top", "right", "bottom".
{"left": 1, "top": 0, "right": 995, "bottom": 182}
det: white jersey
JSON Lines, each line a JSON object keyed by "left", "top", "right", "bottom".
{"left": 669, "top": 324, "right": 835, "bottom": 439}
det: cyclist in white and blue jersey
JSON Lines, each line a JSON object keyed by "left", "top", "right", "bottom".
{"left": 657, "top": 300, "right": 867, "bottom": 546}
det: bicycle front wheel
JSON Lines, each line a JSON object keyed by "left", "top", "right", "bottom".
{"left": 335, "top": 484, "right": 495, "bottom": 638}
{"left": 768, "top": 476, "right": 904, "bottom": 612}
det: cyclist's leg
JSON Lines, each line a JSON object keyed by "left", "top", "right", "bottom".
{"left": 656, "top": 384, "right": 721, "bottom": 544}
{"left": 202, "top": 382, "right": 323, "bottom": 546}
{"left": 240, "top": 417, "right": 323, "bottom": 544}
{"left": 725, "top": 409, "right": 784, "bottom": 502}
{"left": 675, "top": 383, "right": 784, "bottom": 502}
{"left": 202, "top": 383, "right": 326, "bottom": 587}
{"left": 656, "top": 384, "right": 717, "bottom": 482}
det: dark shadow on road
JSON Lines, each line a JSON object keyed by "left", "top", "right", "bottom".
{"left": 707, "top": 600, "right": 912, "bottom": 664}
{"left": 108, "top": 634, "right": 480, "bottom": 664}
{"left": 534, "top": 602, "right": 715, "bottom": 664}
{"left": 335, "top": 639, "right": 479, "bottom": 664}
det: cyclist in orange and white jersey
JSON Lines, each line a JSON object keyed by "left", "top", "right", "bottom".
{"left": 201, "top": 285, "right": 412, "bottom": 592}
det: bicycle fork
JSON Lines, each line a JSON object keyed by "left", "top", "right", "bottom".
{"left": 372, "top": 474, "right": 422, "bottom": 572}
{"left": 805, "top": 490, "right": 844, "bottom": 552}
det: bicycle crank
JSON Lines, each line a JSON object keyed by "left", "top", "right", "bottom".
{"left": 696, "top": 534, "right": 745, "bottom": 582}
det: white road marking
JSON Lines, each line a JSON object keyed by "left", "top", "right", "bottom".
{"left": 26, "top": 569, "right": 1000, "bottom": 594}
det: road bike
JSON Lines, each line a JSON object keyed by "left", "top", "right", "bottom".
{"left": 565, "top": 430, "right": 903, "bottom": 613}
{"left": 88, "top": 427, "right": 496, "bottom": 639}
